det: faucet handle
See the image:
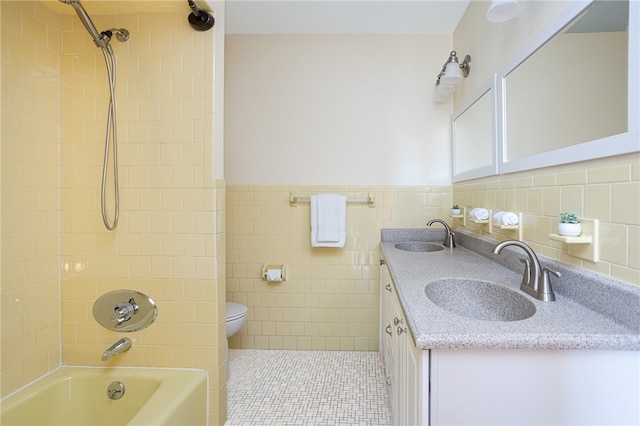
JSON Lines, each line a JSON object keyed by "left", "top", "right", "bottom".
{"left": 518, "top": 258, "right": 531, "bottom": 286}
{"left": 544, "top": 267, "right": 561, "bottom": 278}
{"left": 538, "top": 268, "right": 561, "bottom": 302}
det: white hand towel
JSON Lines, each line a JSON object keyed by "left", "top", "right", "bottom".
{"left": 470, "top": 208, "right": 489, "bottom": 220}
{"left": 310, "top": 194, "right": 346, "bottom": 248}
{"left": 493, "top": 211, "right": 506, "bottom": 223}
{"left": 501, "top": 212, "right": 519, "bottom": 226}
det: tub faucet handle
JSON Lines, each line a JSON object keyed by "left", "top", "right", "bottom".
{"left": 114, "top": 298, "right": 138, "bottom": 325}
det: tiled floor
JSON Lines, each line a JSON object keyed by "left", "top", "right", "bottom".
{"left": 226, "top": 349, "right": 392, "bottom": 425}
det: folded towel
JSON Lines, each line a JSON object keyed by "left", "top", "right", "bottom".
{"left": 469, "top": 208, "right": 489, "bottom": 220}
{"left": 310, "top": 194, "right": 346, "bottom": 248}
{"left": 493, "top": 211, "right": 519, "bottom": 225}
{"left": 501, "top": 212, "right": 519, "bottom": 226}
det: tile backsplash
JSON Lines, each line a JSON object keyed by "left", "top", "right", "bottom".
{"left": 454, "top": 155, "right": 639, "bottom": 286}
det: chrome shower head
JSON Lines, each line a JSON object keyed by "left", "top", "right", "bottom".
{"left": 58, "top": 0, "right": 103, "bottom": 47}
{"left": 59, "top": 0, "right": 129, "bottom": 47}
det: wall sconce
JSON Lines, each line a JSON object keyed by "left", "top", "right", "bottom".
{"left": 487, "top": 0, "right": 520, "bottom": 23}
{"left": 433, "top": 51, "right": 471, "bottom": 103}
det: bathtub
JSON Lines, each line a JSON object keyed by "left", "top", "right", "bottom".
{"left": 0, "top": 367, "right": 207, "bottom": 426}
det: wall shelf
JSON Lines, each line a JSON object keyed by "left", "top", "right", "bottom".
{"left": 451, "top": 208, "right": 523, "bottom": 240}
{"left": 548, "top": 218, "right": 599, "bottom": 263}
{"left": 548, "top": 234, "right": 593, "bottom": 244}
{"left": 451, "top": 207, "right": 467, "bottom": 226}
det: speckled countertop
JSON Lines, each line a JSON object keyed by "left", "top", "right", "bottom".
{"left": 380, "top": 229, "right": 640, "bottom": 350}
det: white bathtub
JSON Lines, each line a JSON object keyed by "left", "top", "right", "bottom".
{"left": 0, "top": 367, "right": 207, "bottom": 426}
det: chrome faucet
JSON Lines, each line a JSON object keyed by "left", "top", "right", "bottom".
{"left": 427, "top": 219, "right": 456, "bottom": 248}
{"left": 492, "top": 240, "right": 560, "bottom": 302}
{"left": 101, "top": 337, "right": 132, "bottom": 361}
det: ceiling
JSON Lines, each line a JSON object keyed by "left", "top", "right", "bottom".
{"left": 225, "top": 1, "right": 470, "bottom": 34}
{"left": 44, "top": 0, "right": 470, "bottom": 35}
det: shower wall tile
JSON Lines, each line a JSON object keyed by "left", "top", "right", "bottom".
{"left": 0, "top": 4, "right": 225, "bottom": 423}
{"left": 225, "top": 185, "right": 453, "bottom": 351}
{"left": 454, "top": 155, "right": 640, "bottom": 286}
{"left": 1, "top": 0, "right": 61, "bottom": 397}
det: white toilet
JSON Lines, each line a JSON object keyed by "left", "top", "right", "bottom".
{"left": 225, "top": 301, "right": 247, "bottom": 338}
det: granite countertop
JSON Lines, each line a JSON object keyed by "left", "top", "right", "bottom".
{"left": 380, "top": 229, "right": 640, "bottom": 351}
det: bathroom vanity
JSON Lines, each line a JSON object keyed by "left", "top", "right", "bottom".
{"left": 380, "top": 229, "right": 640, "bottom": 426}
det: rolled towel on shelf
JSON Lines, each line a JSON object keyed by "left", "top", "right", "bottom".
{"left": 469, "top": 208, "right": 489, "bottom": 220}
{"left": 493, "top": 211, "right": 506, "bottom": 223}
{"left": 501, "top": 212, "right": 519, "bottom": 226}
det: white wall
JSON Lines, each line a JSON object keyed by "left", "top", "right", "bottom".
{"left": 453, "top": 0, "right": 571, "bottom": 101}
{"left": 224, "top": 34, "right": 453, "bottom": 185}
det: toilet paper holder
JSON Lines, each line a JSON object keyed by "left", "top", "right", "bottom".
{"left": 261, "top": 264, "right": 286, "bottom": 282}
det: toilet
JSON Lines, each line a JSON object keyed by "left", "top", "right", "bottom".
{"left": 225, "top": 301, "right": 247, "bottom": 338}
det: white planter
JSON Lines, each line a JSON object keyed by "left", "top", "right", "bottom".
{"left": 558, "top": 222, "right": 582, "bottom": 237}
{"left": 451, "top": 209, "right": 461, "bottom": 215}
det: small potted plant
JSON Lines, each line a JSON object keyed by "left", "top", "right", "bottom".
{"left": 558, "top": 212, "right": 581, "bottom": 237}
{"left": 451, "top": 204, "right": 461, "bottom": 216}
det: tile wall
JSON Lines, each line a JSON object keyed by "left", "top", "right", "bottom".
{"left": 1, "top": 2, "right": 227, "bottom": 423}
{"left": 1, "top": 0, "right": 62, "bottom": 396}
{"left": 454, "top": 154, "right": 640, "bottom": 286}
{"left": 226, "top": 185, "right": 453, "bottom": 350}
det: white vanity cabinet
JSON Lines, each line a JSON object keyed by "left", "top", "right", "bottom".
{"left": 430, "top": 348, "right": 640, "bottom": 425}
{"left": 380, "top": 260, "right": 640, "bottom": 426}
{"left": 380, "top": 262, "right": 429, "bottom": 425}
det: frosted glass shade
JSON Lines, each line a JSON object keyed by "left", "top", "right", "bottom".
{"left": 487, "top": 0, "right": 520, "bottom": 23}
{"left": 440, "top": 62, "right": 463, "bottom": 85}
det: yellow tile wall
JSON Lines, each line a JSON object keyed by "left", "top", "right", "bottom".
{"left": 1, "top": 2, "right": 226, "bottom": 423}
{"left": 1, "top": 0, "right": 62, "bottom": 397}
{"left": 226, "top": 185, "right": 453, "bottom": 350}
{"left": 453, "top": 154, "right": 640, "bottom": 286}
{"left": 58, "top": 11, "right": 225, "bottom": 423}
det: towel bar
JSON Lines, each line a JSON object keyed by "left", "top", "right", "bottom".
{"left": 289, "top": 192, "right": 375, "bottom": 208}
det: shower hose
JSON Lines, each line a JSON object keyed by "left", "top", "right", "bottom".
{"left": 99, "top": 43, "right": 119, "bottom": 230}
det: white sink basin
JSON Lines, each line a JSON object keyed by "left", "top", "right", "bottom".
{"left": 425, "top": 278, "right": 536, "bottom": 321}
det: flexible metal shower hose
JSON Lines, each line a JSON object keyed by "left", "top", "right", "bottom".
{"left": 99, "top": 43, "right": 119, "bottom": 230}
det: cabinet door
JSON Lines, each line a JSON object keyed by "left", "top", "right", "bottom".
{"left": 379, "top": 263, "right": 394, "bottom": 386}
{"left": 381, "top": 262, "right": 429, "bottom": 426}
{"left": 430, "top": 349, "right": 640, "bottom": 425}
{"left": 404, "top": 338, "right": 428, "bottom": 425}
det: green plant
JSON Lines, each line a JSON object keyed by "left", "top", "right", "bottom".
{"left": 452, "top": 204, "right": 460, "bottom": 209}
{"left": 559, "top": 212, "right": 580, "bottom": 224}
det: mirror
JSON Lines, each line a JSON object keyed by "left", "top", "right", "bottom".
{"left": 452, "top": 76, "right": 497, "bottom": 182}
{"left": 498, "top": 0, "right": 638, "bottom": 174}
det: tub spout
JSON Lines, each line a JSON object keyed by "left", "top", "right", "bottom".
{"left": 101, "top": 337, "right": 132, "bottom": 361}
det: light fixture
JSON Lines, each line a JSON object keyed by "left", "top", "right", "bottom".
{"left": 487, "top": 0, "right": 520, "bottom": 23}
{"left": 433, "top": 51, "right": 471, "bottom": 103}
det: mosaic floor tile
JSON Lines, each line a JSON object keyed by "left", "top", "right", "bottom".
{"left": 226, "top": 349, "right": 392, "bottom": 425}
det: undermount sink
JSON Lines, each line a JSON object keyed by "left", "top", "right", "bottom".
{"left": 425, "top": 278, "right": 536, "bottom": 322}
{"left": 394, "top": 242, "right": 445, "bottom": 252}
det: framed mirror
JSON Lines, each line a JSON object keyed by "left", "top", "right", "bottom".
{"left": 452, "top": 75, "right": 498, "bottom": 182}
{"left": 498, "top": 0, "right": 638, "bottom": 174}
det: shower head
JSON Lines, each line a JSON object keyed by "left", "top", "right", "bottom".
{"left": 59, "top": 0, "right": 103, "bottom": 46}
{"left": 187, "top": 0, "right": 215, "bottom": 31}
